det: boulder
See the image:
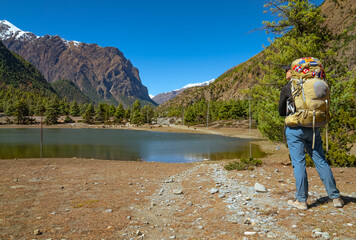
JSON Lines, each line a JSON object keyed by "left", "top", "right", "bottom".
{"left": 254, "top": 183, "right": 268, "bottom": 192}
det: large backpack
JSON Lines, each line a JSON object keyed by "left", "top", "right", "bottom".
{"left": 285, "top": 57, "right": 330, "bottom": 148}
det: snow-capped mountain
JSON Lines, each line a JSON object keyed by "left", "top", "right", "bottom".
{"left": 180, "top": 79, "right": 215, "bottom": 90}
{"left": 0, "top": 20, "right": 155, "bottom": 106}
{"left": 0, "top": 20, "right": 81, "bottom": 47}
{"left": 0, "top": 20, "right": 37, "bottom": 41}
{"left": 152, "top": 79, "right": 215, "bottom": 105}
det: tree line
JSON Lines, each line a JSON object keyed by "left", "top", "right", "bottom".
{"left": 0, "top": 86, "right": 154, "bottom": 125}
{"left": 1, "top": 85, "right": 250, "bottom": 126}
{"left": 159, "top": 99, "right": 249, "bottom": 125}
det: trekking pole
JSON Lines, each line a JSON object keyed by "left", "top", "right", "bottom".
{"left": 326, "top": 124, "right": 328, "bottom": 152}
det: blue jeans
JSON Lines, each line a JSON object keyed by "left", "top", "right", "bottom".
{"left": 285, "top": 126, "right": 340, "bottom": 202}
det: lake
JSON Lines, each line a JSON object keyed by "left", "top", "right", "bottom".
{"left": 0, "top": 128, "right": 266, "bottom": 163}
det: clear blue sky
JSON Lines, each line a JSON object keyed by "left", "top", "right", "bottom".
{"left": 1, "top": 0, "right": 274, "bottom": 96}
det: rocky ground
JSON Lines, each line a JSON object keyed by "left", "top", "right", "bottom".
{"left": 0, "top": 126, "right": 355, "bottom": 240}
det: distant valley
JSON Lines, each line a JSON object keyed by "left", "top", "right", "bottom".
{"left": 152, "top": 79, "right": 214, "bottom": 105}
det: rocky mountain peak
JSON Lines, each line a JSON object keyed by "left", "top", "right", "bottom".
{"left": 0, "top": 20, "right": 155, "bottom": 107}
{"left": 0, "top": 20, "right": 83, "bottom": 47}
{"left": 0, "top": 20, "right": 37, "bottom": 41}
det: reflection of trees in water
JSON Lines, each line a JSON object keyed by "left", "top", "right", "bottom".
{"left": 0, "top": 144, "right": 142, "bottom": 161}
{"left": 0, "top": 144, "right": 41, "bottom": 158}
{"left": 0, "top": 129, "right": 265, "bottom": 162}
{"left": 1, "top": 142, "right": 265, "bottom": 162}
{"left": 43, "top": 145, "right": 142, "bottom": 161}
{"left": 198, "top": 143, "right": 266, "bottom": 161}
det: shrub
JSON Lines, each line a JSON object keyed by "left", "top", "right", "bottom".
{"left": 224, "top": 158, "right": 262, "bottom": 171}
{"left": 306, "top": 154, "right": 314, "bottom": 167}
{"left": 326, "top": 141, "right": 356, "bottom": 167}
{"left": 64, "top": 116, "right": 75, "bottom": 123}
{"left": 241, "top": 157, "right": 263, "bottom": 166}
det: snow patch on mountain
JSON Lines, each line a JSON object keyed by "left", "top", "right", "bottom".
{"left": 0, "top": 20, "right": 37, "bottom": 41}
{"left": 152, "top": 79, "right": 215, "bottom": 105}
{"left": 0, "top": 20, "right": 82, "bottom": 47}
{"left": 1, "top": 20, "right": 22, "bottom": 34}
{"left": 180, "top": 79, "right": 215, "bottom": 90}
{"left": 62, "top": 39, "right": 82, "bottom": 47}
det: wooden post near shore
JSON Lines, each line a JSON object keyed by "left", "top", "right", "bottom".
{"left": 249, "top": 142, "right": 252, "bottom": 158}
{"left": 249, "top": 97, "right": 252, "bottom": 158}
{"left": 206, "top": 101, "right": 209, "bottom": 128}
{"left": 40, "top": 115, "right": 43, "bottom": 158}
{"left": 249, "top": 97, "right": 251, "bottom": 134}
{"left": 182, "top": 107, "right": 185, "bottom": 126}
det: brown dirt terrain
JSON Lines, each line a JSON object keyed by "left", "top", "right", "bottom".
{"left": 0, "top": 126, "right": 355, "bottom": 239}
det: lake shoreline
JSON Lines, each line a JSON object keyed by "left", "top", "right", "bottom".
{"left": 0, "top": 122, "right": 262, "bottom": 139}
{"left": 0, "top": 123, "right": 269, "bottom": 162}
{"left": 2, "top": 123, "right": 354, "bottom": 157}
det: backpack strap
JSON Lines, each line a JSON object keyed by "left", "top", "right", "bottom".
{"left": 312, "top": 110, "right": 316, "bottom": 149}
{"left": 298, "top": 78, "right": 308, "bottom": 110}
{"left": 325, "top": 99, "right": 329, "bottom": 152}
{"left": 290, "top": 78, "right": 301, "bottom": 99}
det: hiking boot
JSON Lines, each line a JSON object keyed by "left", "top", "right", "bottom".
{"left": 333, "top": 197, "right": 344, "bottom": 208}
{"left": 287, "top": 199, "right": 308, "bottom": 210}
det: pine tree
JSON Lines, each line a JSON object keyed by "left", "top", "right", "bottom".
{"left": 114, "top": 103, "right": 125, "bottom": 123}
{"left": 45, "top": 97, "right": 61, "bottom": 124}
{"left": 108, "top": 104, "right": 116, "bottom": 117}
{"left": 60, "top": 98, "right": 70, "bottom": 116}
{"left": 70, "top": 101, "right": 80, "bottom": 117}
{"left": 230, "top": 101, "right": 245, "bottom": 119}
{"left": 13, "top": 98, "right": 29, "bottom": 124}
{"left": 95, "top": 103, "right": 108, "bottom": 123}
{"left": 83, "top": 103, "right": 95, "bottom": 124}
{"left": 141, "top": 105, "right": 154, "bottom": 124}
{"left": 80, "top": 103, "right": 89, "bottom": 116}
{"left": 132, "top": 99, "right": 141, "bottom": 112}
{"left": 131, "top": 100, "right": 143, "bottom": 124}
{"left": 218, "top": 104, "right": 231, "bottom": 120}
{"left": 184, "top": 107, "right": 196, "bottom": 124}
{"left": 125, "top": 107, "right": 131, "bottom": 121}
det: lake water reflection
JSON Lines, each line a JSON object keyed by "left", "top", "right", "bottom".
{"left": 0, "top": 128, "right": 266, "bottom": 163}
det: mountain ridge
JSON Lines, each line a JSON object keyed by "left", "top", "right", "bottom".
{"left": 152, "top": 79, "right": 215, "bottom": 105}
{"left": 0, "top": 20, "right": 156, "bottom": 107}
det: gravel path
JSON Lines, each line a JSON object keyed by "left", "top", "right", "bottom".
{"left": 118, "top": 162, "right": 355, "bottom": 240}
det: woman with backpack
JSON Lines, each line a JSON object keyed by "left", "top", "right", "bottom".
{"left": 278, "top": 57, "right": 343, "bottom": 210}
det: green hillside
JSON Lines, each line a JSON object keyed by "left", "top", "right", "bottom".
{"left": 0, "top": 40, "right": 55, "bottom": 94}
{"left": 51, "top": 79, "right": 91, "bottom": 104}
{"left": 158, "top": 0, "right": 356, "bottom": 112}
